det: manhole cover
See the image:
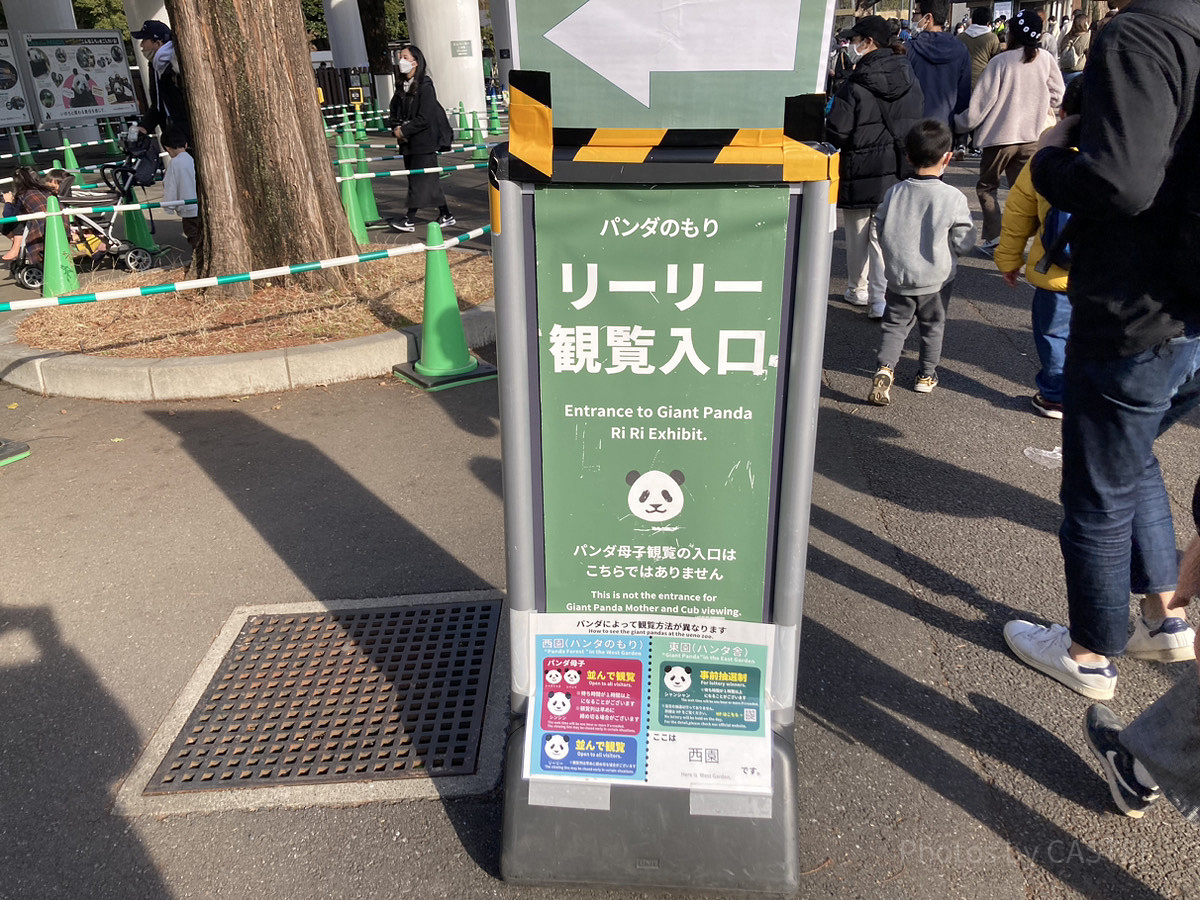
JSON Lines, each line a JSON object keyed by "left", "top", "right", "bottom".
{"left": 145, "top": 601, "right": 500, "bottom": 794}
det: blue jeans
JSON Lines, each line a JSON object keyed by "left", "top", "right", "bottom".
{"left": 1031, "top": 288, "right": 1071, "bottom": 403}
{"left": 1060, "top": 333, "right": 1200, "bottom": 656}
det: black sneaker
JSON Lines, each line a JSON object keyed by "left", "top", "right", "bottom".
{"left": 388, "top": 216, "right": 416, "bottom": 233}
{"left": 1031, "top": 393, "right": 1064, "bottom": 419}
{"left": 436, "top": 213, "right": 456, "bottom": 227}
{"left": 1084, "top": 704, "right": 1162, "bottom": 818}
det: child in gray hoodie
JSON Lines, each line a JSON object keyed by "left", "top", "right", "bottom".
{"left": 868, "top": 118, "right": 975, "bottom": 405}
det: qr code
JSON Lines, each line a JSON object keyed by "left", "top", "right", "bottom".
{"left": 743, "top": 707, "right": 758, "bottom": 722}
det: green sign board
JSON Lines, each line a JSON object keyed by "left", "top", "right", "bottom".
{"left": 534, "top": 185, "right": 792, "bottom": 622}
{"left": 450, "top": 39, "right": 473, "bottom": 58}
{"left": 506, "top": 0, "right": 835, "bottom": 128}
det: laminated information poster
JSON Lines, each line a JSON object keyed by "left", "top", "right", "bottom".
{"left": 0, "top": 33, "right": 32, "bottom": 128}
{"left": 534, "top": 184, "right": 792, "bottom": 623}
{"left": 524, "top": 613, "right": 774, "bottom": 794}
{"left": 22, "top": 31, "right": 138, "bottom": 123}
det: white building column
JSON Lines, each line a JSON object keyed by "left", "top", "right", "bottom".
{"left": 406, "top": 0, "right": 487, "bottom": 120}
{"left": 322, "top": 0, "right": 369, "bottom": 68}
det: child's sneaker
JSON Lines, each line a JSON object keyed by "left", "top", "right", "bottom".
{"left": 1084, "top": 704, "right": 1162, "bottom": 818}
{"left": 436, "top": 213, "right": 456, "bottom": 227}
{"left": 1124, "top": 615, "right": 1196, "bottom": 662}
{"left": 914, "top": 373, "right": 938, "bottom": 393}
{"left": 842, "top": 289, "right": 869, "bottom": 307}
{"left": 868, "top": 366, "right": 893, "bottom": 406}
{"left": 867, "top": 301, "right": 886, "bottom": 320}
{"left": 388, "top": 216, "right": 416, "bottom": 233}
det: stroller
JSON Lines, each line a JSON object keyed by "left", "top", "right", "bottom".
{"left": 10, "top": 132, "right": 164, "bottom": 291}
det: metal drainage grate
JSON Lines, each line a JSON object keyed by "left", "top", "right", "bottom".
{"left": 145, "top": 601, "right": 500, "bottom": 794}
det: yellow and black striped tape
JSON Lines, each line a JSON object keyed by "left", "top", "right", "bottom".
{"left": 505, "top": 71, "right": 837, "bottom": 187}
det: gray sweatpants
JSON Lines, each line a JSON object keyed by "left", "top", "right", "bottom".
{"left": 876, "top": 281, "right": 953, "bottom": 378}
{"left": 1121, "top": 672, "right": 1200, "bottom": 821}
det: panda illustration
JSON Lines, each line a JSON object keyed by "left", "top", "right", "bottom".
{"left": 544, "top": 733, "right": 570, "bottom": 761}
{"left": 544, "top": 668, "right": 563, "bottom": 685}
{"left": 663, "top": 665, "right": 692, "bottom": 693}
{"left": 546, "top": 691, "right": 572, "bottom": 716}
{"left": 626, "top": 469, "right": 686, "bottom": 522}
{"left": 563, "top": 668, "right": 581, "bottom": 686}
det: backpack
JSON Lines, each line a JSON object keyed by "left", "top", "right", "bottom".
{"left": 1035, "top": 206, "right": 1074, "bottom": 273}
{"left": 431, "top": 102, "right": 454, "bottom": 153}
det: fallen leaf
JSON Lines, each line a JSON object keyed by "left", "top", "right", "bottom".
{"left": 271, "top": 405, "right": 281, "bottom": 410}
{"left": 6, "top": 403, "right": 17, "bottom": 409}
{"left": 60, "top": 409, "right": 67, "bottom": 414}
{"left": 110, "top": 437, "right": 124, "bottom": 443}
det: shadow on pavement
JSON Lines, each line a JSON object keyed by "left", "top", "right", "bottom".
{"left": 813, "top": 406, "right": 1063, "bottom": 534}
{"left": 797, "top": 618, "right": 1161, "bottom": 899}
{"left": 0, "top": 604, "right": 173, "bottom": 900}
{"left": 143, "top": 410, "right": 502, "bottom": 875}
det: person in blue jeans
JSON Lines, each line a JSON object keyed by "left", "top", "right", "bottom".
{"left": 993, "top": 76, "right": 1084, "bottom": 419}
{"left": 1002, "top": 0, "right": 1200, "bottom": 701}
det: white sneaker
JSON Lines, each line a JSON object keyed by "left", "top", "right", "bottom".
{"left": 1003, "top": 620, "right": 1117, "bottom": 700}
{"left": 1125, "top": 615, "right": 1196, "bottom": 662}
{"left": 843, "top": 289, "right": 869, "bottom": 306}
{"left": 867, "top": 301, "right": 886, "bottom": 320}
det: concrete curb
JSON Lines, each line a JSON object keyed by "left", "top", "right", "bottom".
{"left": 0, "top": 300, "right": 496, "bottom": 401}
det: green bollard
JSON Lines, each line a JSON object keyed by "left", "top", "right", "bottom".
{"left": 61, "top": 141, "right": 80, "bottom": 172}
{"left": 41, "top": 195, "right": 80, "bottom": 297}
{"left": 355, "top": 142, "right": 380, "bottom": 224}
{"left": 471, "top": 113, "right": 488, "bottom": 161}
{"left": 337, "top": 133, "right": 367, "bottom": 244}
{"left": 413, "top": 222, "right": 476, "bottom": 377}
{"left": 102, "top": 119, "right": 121, "bottom": 155}
{"left": 121, "top": 207, "right": 161, "bottom": 252}
{"left": 16, "top": 128, "right": 34, "bottom": 165}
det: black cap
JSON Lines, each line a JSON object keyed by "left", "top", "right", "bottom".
{"left": 850, "top": 16, "right": 893, "bottom": 48}
{"left": 131, "top": 20, "right": 171, "bottom": 41}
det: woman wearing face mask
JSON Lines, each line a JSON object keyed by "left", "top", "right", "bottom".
{"left": 826, "top": 15, "right": 926, "bottom": 319}
{"left": 386, "top": 45, "right": 455, "bottom": 233}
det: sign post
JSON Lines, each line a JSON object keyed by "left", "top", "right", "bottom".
{"left": 492, "top": 0, "right": 838, "bottom": 893}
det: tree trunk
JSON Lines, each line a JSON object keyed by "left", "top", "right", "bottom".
{"left": 166, "top": 0, "right": 357, "bottom": 292}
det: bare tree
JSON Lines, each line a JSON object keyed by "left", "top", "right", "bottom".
{"left": 166, "top": 0, "right": 356, "bottom": 290}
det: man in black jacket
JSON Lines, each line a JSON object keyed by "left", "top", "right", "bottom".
{"left": 826, "top": 15, "right": 925, "bottom": 319}
{"left": 1002, "top": 0, "right": 1200, "bottom": 702}
{"left": 131, "top": 19, "right": 190, "bottom": 143}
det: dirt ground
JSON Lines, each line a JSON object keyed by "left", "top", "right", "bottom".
{"left": 15, "top": 247, "right": 493, "bottom": 358}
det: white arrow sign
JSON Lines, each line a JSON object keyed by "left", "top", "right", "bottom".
{"left": 545, "top": 0, "right": 803, "bottom": 107}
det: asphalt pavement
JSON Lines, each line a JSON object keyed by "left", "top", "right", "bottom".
{"left": 1, "top": 153, "right": 1199, "bottom": 900}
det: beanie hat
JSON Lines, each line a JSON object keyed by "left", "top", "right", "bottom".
{"left": 1010, "top": 9, "right": 1043, "bottom": 47}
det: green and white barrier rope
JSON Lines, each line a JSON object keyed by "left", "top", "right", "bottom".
{"left": 331, "top": 144, "right": 498, "bottom": 165}
{"left": 0, "top": 137, "right": 120, "bottom": 163}
{"left": 0, "top": 199, "right": 197, "bottom": 225}
{"left": 0, "top": 224, "right": 491, "bottom": 312}
{"left": 336, "top": 162, "right": 488, "bottom": 182}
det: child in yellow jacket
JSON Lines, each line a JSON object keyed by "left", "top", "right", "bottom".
{"left": 993, "top": 77, "right": 1082, "bottom": 419}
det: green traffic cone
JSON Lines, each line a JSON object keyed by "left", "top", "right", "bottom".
{"left": 471, "top": 113, "right": 488, "bottom": 160}
{"left": 121, "top": 207, "right": 161, "bottom": 252}
{"left": 456, "top": 102, "right": 468, "bottom": 139}
{"left": 355, "top": 142, "right": 380, "bottom": 223}
{"left": 488, "top": 98, "right": 501, "bottom": 134}
{"left": 372, "top": 100, "right": 386, "bottom": 131}
{"left": 61, "top": 141, "right": 80, "bottom": 172}
{"left": 414, "top": 222, "right": 476, "bottom": 378}
{"left": 102, "top": 118, "right": 120, "bottom": 155}
{"left": 0, "top": 437, "right": 30, "bottom": 467}
{"left": 41, "top": 195, "right": 80, "bottom": 297}
{"left": 16, "top": 129, "right": 33, "bottom": 165}
{"left": 353, "top": 107, "right": 367, "bottom": 142}
{"left": 337, "top": 133, "right": 367, "bottom": 244}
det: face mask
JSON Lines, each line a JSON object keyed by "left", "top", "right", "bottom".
{"left": 912, "top": 15, "right": 928, "bottom": 33}
{"left": 399, "top": 58, "right": 414, "bottom": 74}
{"left": 845, "top": 41, "right": 864, "bottom": 63}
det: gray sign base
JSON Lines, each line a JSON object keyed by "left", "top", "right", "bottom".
{"left": 501, "top": 722, "right": 799, "bottom": 895}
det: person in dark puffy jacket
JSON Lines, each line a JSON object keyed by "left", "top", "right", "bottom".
{"left": 826, "top": 15, "right": 925, "bottom": 319}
